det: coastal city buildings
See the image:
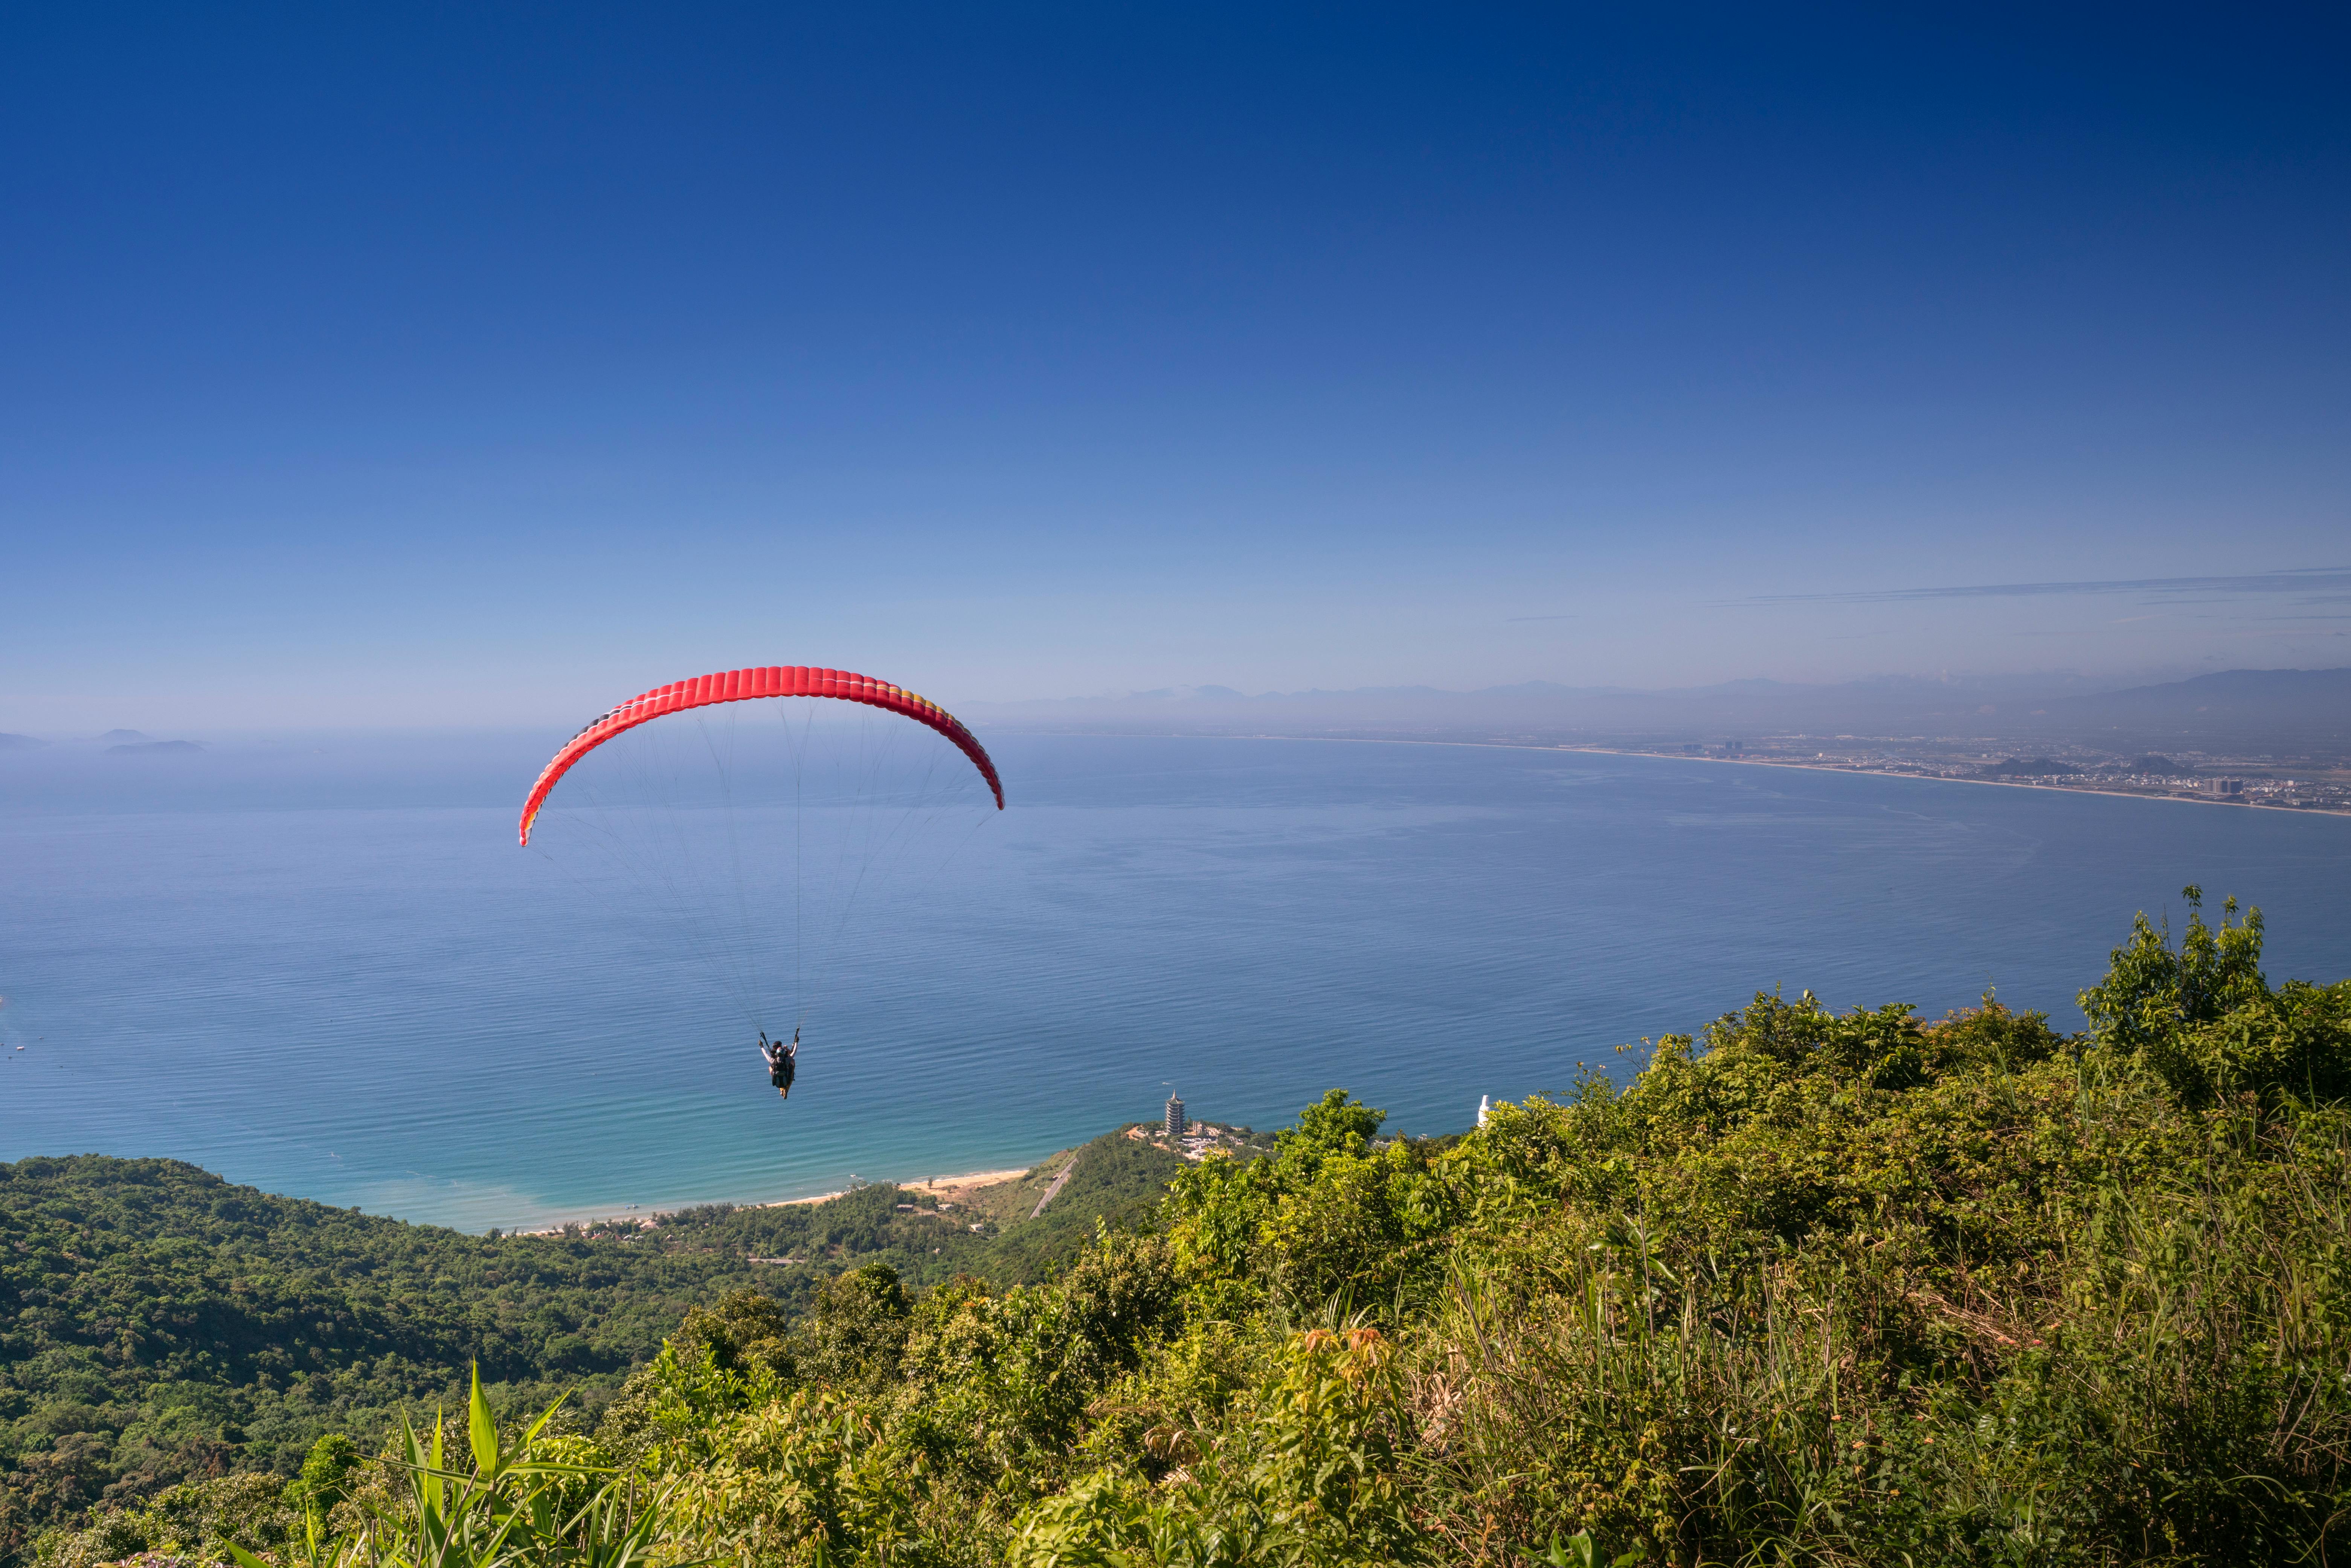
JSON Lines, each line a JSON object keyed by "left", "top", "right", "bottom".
{"left": 1565, "top": 743, "right": 2347, "bottom": 813}
{"left": 1127, "top": 1107, "right": 1265, "bottom": 1163}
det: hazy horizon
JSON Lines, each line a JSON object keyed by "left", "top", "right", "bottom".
{"left": 5, "top": 663, "right": 2345, "bottom": 767}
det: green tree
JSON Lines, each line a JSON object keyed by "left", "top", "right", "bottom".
{"left": 2079, "top": 886, "right": 2268, "bottom": 1058}
{"left": 288, "top": 1432, "right": 361, "bottom": 1515}
{"left": 1277, "top": 1090, "right": 1386, "bottom": 1175}
{"left": 795, "top": 1265, "right": 912, "bottom": 1394}
{"left": 674, "top": 1288, "right": 799, "bottom": 1382}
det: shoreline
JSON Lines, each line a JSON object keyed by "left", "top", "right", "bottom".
{"left": 992, "top": 728, "right": 2351, "bottom": 816}
{"left": 511, "top": 1164, "right": 1036, "bottom": 1237}
{"left": 1555, "top": 745, "right": 2351, "bottom": 814}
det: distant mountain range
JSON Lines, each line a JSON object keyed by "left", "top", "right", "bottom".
{"left": 967, "top": 667, "right": 2351, "bottom": 755}
{"left": 2037, "top": 668, "right": 2351, "bottom": 743}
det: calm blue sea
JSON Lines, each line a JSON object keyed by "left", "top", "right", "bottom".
{"left": 5, "top": 733, "right": 2348, "bottom": 1232}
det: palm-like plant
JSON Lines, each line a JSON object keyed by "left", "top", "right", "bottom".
{"left": 230, "top": 1365, "right": 685, "bottom": 1568}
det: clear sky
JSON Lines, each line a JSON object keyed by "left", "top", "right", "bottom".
{"left": 5, "top": 3, "right": 2346, "bottom": 732}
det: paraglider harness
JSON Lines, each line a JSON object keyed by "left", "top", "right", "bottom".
{"left": 760, "top": 1030, "right": 798, "bottom": 1097}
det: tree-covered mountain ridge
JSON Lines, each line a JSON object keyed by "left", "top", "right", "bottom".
{"left": 18, "top": 888, "right": 2351, "bottom": 1567}
{"left": 0, "top": 1124, "right": 1198, "bottom": 1558}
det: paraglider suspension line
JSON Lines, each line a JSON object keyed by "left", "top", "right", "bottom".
{"left": 793, "top": 703, "right": 805, "bottom": 1033}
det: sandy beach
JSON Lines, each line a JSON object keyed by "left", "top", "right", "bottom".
{"left": 899, "top": 1167, "right": 1034, "bottom": 1200}
{"left": 734, "top": 1165, "right": 1035, "bottom": 1216}
{"left": 514, "top": 1163, "right": 1038, "bottom": 1236}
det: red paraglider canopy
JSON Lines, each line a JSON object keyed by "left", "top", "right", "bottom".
{"left": 519, "top": 666, "right": 1003, "bottom": 845}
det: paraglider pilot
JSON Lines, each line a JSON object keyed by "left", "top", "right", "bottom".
{"left": 760, "top": 1030, "right": 798, "bottom": 1099}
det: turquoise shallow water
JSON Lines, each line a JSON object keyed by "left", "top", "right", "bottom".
{"left": 4, "top": 733, "right": 2348, "bottom": 1232}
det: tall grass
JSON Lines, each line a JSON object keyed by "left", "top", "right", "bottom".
{"left": 1403, "top": 1102, "right": 2351, "bottom": 1565}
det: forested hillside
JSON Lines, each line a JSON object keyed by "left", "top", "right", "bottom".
{"left": 0, "top": 1129, "right": 1193, "bottom": 1556}
{"left": 17, "top": 890, "right": 2351, "bottom": 1566}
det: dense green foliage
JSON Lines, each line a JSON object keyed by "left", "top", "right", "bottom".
{"left": 0, "top": 1133, "right": 1189, "bottom": 1557}
{"left": 19, "top": 891, "right": 2351, "bottom": 1565}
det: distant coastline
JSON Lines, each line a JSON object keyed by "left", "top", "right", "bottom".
{"left": 993, "top": 728, "right": 2351, "bottom": 817}
{"left": 1558, "top": 745, "right": 2351, "bottom": 816}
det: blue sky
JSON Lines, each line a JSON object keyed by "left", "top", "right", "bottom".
{"left": 5, "top": 3, "right": 2346, "bottom": 731}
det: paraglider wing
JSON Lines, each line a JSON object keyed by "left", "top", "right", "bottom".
{"left": 519, "top": 666, "right": 1004, "bottom": 846}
